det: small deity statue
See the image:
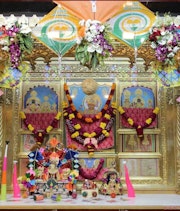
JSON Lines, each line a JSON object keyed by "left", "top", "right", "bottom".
{"left": 100, "top": 167, "right": 123, "bottom": 195}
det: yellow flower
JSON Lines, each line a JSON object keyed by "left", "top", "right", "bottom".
{"left": 111, "top": 102, "right": 117, "bottom": 109}
{"left": 127, "top": 118, "right": 134, "bottom": 126}
{"left": 20, "top": 111, "right": 26, "bottom": 119}
{"left": 90, "top": 132, "right": 96, "bottom": 137}
{"left": 102, "top": 130, "right": 109, "bottom": 137}
{"left": 74, "top": 124, "right": 81, "bottom": 130}
{"left": 69, "top": 113, "right": 75, "bottom": 120}
{"left": 63, "top": 111, "right": 68, "bottom": 116}
{"left": 28, "top": 124, "right": 34, "bottom": 131}
{"left": 83, "top": 132, "right": 90, "bottom": 137}
{"left": 46, "top": 125, "right": 53, "bottom": 133}
{"left": 118, "top": 106, "right": 125, "bottom": 114}
{"left": 71, "top": 131, "right": 79, "bottom": 138}
{"left": 55, "top": 112, "right": 62, "bottom": 120}
{"left": 100, "top": 122, "right": 106, "bottom": 129}
{"left": 153, "top": 107, "right": 159, "bottom": 114}
{"left": 62, "top": 101, "right": 68, "bottom": 108}
{"left": 146, "top": 118, "right": 152, "bottom": 125}
{"left": 104, "top": 113, "right": 110, "bottom": 120}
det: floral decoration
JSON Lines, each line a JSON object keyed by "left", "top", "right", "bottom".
{"left": 63, "top": 83, "right": 117, "bottom": 155}
{"left": 0, "top": 14, "right": 33, "bottom": 70}
{"left": 149, "top": 14, "right": 180, "bottom": 71}
{"left": 20, "top": 111, "right": 62, "bottom": 144}
{"left": 75, "top": 19, "right": 114, "bottom": 69}
{"left": 118, "top": 106, "right": 159, "bottom": 141}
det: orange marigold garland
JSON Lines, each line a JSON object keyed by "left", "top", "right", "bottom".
{"left": 64, "top": 83, "right": 116, "bottom": 123}
{"left": 20, "top": 111, "right": 62, "bottom": 144}
{"left": 118, "top": 106, "right": 159, "bottom": 141}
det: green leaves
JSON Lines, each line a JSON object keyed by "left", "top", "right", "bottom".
{"left": 17, "top": 33, "right": 33, "bottom": 56}
{"left": 75, "top": 43, "right": 100, "bottom": 69}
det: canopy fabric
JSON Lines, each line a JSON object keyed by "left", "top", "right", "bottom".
{"left": 53, "top": 1, "right": 126, "bottom": 22}
{"left": 32, "top": 6, "right": 80, "bottom": 56}
{"left": 107, "top": 1, "right": 156, "bottom": 49}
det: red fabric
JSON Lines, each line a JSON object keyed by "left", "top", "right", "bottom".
{"left": 78, "top": 168, "right": 108, "bottom": 181}
{"left": 120, "top": 108, "right": 157, "bottom": 128}
{"left": 22, "top": 113, "right": 59, "bottom": 130}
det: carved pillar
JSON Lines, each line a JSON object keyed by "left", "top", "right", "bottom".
{"left": 176, "top": 101, "right": 180, "bottom": 193}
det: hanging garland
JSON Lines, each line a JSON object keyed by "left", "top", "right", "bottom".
{"left": 64, "top": 102, "right": 116, "bottom": 154}
{"left": 118, "top": 106, "right": 159, "bottom": 141}
{"left": 63, "top": 83, "right": 117, "bottom": 154}
{"left": 20, "top": 111, "right": 62, "bottom": 144}
{"left": 64, "top": 83, "right": 116, "bottom": 123}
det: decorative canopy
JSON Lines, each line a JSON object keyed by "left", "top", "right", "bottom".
{"left": 53, "top": 1, "right": 126, "bottom": 22}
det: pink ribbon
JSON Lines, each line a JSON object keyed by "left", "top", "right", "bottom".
{"left": 84, "top": 137, "right": 98, "bottom": 148}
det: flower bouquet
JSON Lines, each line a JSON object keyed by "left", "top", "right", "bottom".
{"left": 149, "top": 14, "right": 180, "bottom": 72}
{"left": 0, "top": 14, "right": 33, "bottom": 70}
{"left": 75, "top": 19, "right": 114, "bottom": 69}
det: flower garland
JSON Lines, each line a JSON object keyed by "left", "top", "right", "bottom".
{"left": 75, "top": 19, "right": 114, "bottom": 69}
{"left": 0, "top": 14, "right": 33, "bottom": 70}
{"left": 63, "top": 83, "right": 117, "bottom": 154}
{"left": 118, "top": 106, "right": 159, "bottom": 141}
{"left": 64, "top": 103, "right": 116, "bottom": 154}
{"left": 149, "top": 13, "right": 180, "bottom": 72}
{"left": 64, "top": 83, "right": 116, "bottom": 123}
{"left": 20, "top": 111, "right": 62, "bottom": 144}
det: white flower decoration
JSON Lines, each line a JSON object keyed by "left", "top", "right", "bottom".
{"left": 174, "top": 15, "right": 180, "bottom": 27}
{"left": 0, "top": 15, "right": 6, "bottom": 27}
{"left": 29, "top": 15, "right": 39, "bottom": 28}
{"left": 6, "top": 15, "right": 17, "bottom": 29}
{"left": 18, "top": 15, "right": 29, "bottom": 26}
{"left": 75, "top": 19, "right": 113, "bottom": 68}
{"left": 20, "top": 24, "right": 31, "bottom": 34}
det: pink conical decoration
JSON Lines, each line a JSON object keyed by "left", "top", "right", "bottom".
{"left": 13, "top": 161, "right": 21, "bottom": 198}
{"left": 123, "top": 161, "right": 135, "bottom": 197}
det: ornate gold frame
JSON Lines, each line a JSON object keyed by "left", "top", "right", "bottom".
{"left": 0, "top": 39, "right": 180, "bottom": 193}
